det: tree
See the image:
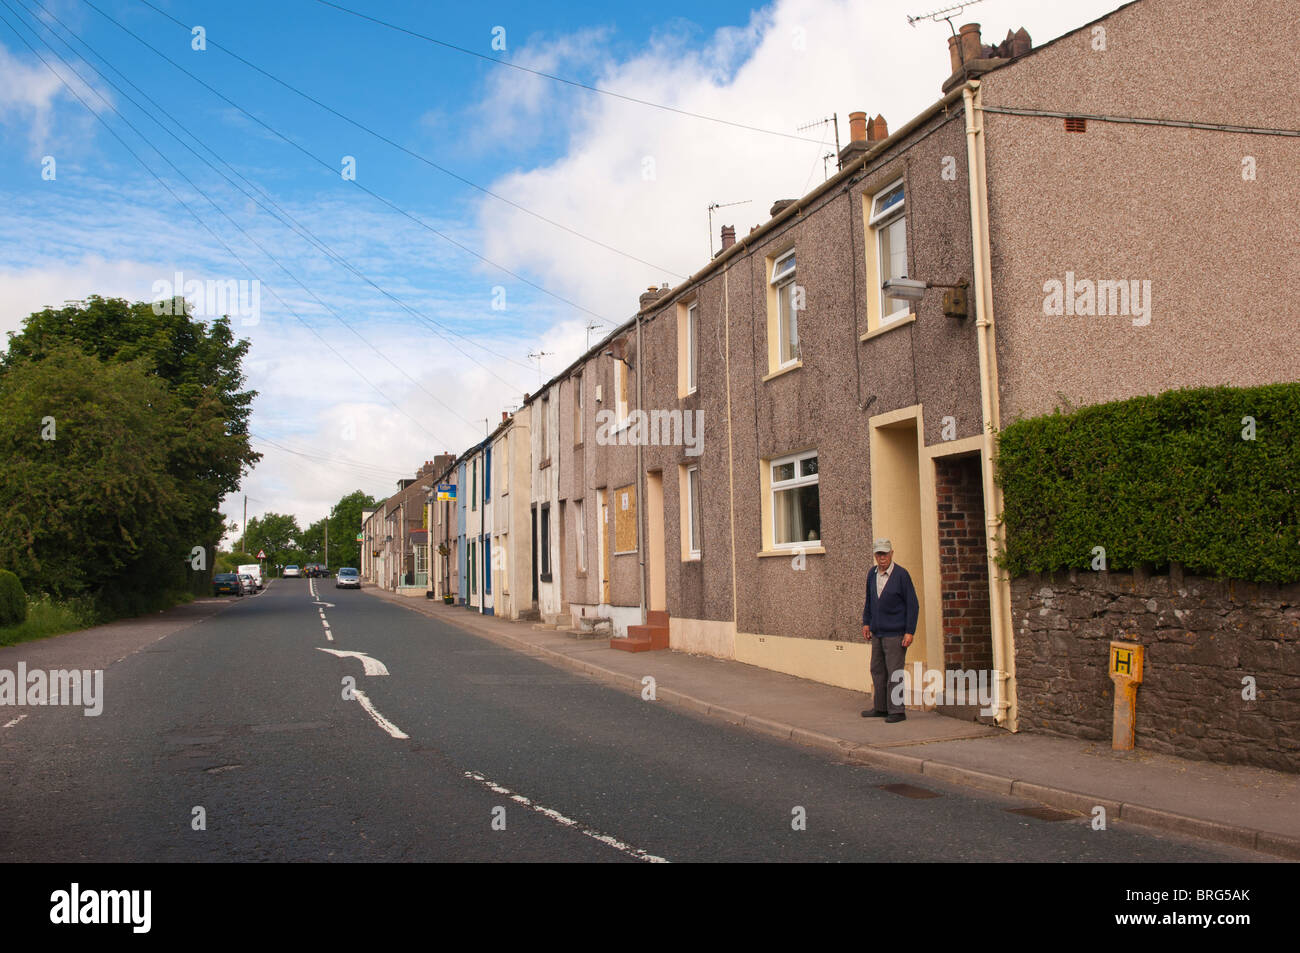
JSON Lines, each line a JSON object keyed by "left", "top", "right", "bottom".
{"left": 327, "top": 490, "right": 380, "bottom": 569}
{"left": 241, "top": 513, "right": 302, "bottom": 572}
{"left": 0, "top": 347, "right": 189, "bottom": 602}
{"left": 0, "top": 295, "right": 260, "bottom": 606}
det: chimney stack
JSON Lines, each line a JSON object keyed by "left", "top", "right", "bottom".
{"left": 959, "top": 23, "right": 982, "bottom": 64}
{"left": 638, "top": 285, "right": 668, "bottom": 311}
{"left": 849, "top": 110, "right": 867, "bottom": 143}
{"left": 720, "top": 224, "right": 736, "bottom": 251}
{"left": 502, "top": 411, "right": 508, "bottom": 423}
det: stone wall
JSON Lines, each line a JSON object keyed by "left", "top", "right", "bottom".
{"left": 1012, "top": 566, "right": 1300, "bottom": 773}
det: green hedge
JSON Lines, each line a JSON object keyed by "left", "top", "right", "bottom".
{"left": 996, "top": 384, "right": 1300, "bottom": 583}
{"left": 0, "top": 570, "right": 27, "bottom": 626}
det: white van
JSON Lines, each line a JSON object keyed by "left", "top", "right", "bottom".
{"left": 237, "top": 564, "right": 264, "bottom": 590}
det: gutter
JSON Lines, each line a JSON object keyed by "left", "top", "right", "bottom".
{"left": 963, "top": 81, "right": 1018, "bottom": 730}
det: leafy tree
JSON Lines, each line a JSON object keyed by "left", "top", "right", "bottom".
{"left": 241, "top": 513, "right": 302, "bottom": 572}
{"left": 0, "top": 295, "right": 260, "bottom": 606}
{"left": 327, "top": 490, "right": 379, "bottom": 569}
{"left": 0, "top": 347, "right": 189, "bottom": 602}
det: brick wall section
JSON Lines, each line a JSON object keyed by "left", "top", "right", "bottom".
{"left": 934, "top": 456, "right": 993, "bottom": 673}
{"left": 1012, "top": 568, "right": 1300, "bottom": 773}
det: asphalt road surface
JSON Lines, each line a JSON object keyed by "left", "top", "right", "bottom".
{"left": 0, "top": 579, "right": 1269, "bottom": 862}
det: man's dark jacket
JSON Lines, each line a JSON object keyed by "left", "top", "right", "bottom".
{"left": 862, "top": 563, "right": 920, "bottom": 636}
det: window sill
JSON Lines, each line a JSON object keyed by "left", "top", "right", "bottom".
{"left": 860, "top": 313, "right": 916, "bottom": 342}
{"left": 613, "top": 549, "right": 637, "bottom": 557}
{"left": 682, "top": 552, "right": 701, "bottom": 562}
{"left": 762, "top": 361, "right": 802, "bottom": 383}
{"left": 757, "top": 545, "right": 826, "bottom": 558}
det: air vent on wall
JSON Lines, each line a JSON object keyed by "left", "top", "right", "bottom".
{"left": 1065, "top": 117, "right": 1087, "bottom": 133}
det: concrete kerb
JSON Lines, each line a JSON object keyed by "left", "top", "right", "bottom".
{"left": 365, "top": 587, "right": 1297, "bottom": 860}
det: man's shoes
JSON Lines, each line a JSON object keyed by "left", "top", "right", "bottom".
{"left": 861, "top": 710, "right": 889, "bottom": 718}
{"left": 885, "top": 713, "right": 907, "bottom": 723}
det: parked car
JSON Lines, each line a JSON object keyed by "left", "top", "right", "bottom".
{"left": 213, "top": 573, "right": 244, "bottom": 597}
{"left": 283, "top": 565, "right": 301, "bottom": 578}
{"left": 335, "top": 567, "right": 360, "bottom": 589}
{"left": 237, "top": 564, "right": 264, "bottom": 590}
{"left": 238, "top": 573, "right": 257, "bottom": 595}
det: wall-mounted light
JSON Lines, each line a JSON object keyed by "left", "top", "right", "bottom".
{"left": 882, "top": 277, "right": 970, "bottom": 319}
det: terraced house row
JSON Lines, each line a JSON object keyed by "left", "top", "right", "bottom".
{"left": 362, "top": 0, "right": 1299, "bottom": 736}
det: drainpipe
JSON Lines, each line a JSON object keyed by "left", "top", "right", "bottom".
{"left": 635, "top": 310, "right": 646, "bottom": 625}
{"left": 963, "top": 81, "right": 1018, "bottom": 730}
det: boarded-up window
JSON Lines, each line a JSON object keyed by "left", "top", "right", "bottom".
{"left": 614, "top": 483, "right": 637, "bottom": 553}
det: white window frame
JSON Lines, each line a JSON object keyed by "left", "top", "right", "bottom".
{"left": 770, "top": 249, "right": 799, "bottom": 368}
{"left": 869, "top": 179, "right": 909, "bottom": 325}
{"left": 769, "top": 450, "right": 820, "bottom": 550}
{"left": 686, "top": 465, "right": 701, "bottom": 557}
{"left": 540, "top": 395, "right": 550, "bottom": 459}
{"left": 686, "top": 301, "right": 698, "bottom": 394}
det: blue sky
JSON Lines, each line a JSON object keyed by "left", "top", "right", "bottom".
{"left": 0, "top": 0, "right": 1122, "bottom": 535}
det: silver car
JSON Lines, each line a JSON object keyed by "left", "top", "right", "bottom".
{"left": 335, "top": 568, "right": 361, "bottom": 589}
{"left": 238, "top": 573, "right": 257, "bottom": 595}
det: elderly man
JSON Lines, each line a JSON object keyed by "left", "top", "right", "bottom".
{"left": 861, "top": 538, "right": 920, "bottom": 723}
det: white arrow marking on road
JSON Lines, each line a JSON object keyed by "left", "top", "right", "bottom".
{"left": 315, "top": 647, "right": 388, "bottom": 676}
{"left": 462, "top": 771, "right": 668, "bottom": 863}
{"left": 313, "top": 601, "right": 335, "bottom": 608}
{"left": 3, "top": 714, "right": 28, "bottom": 729}
{"left": 353, "top": 689, "right": 408, "bottom": 739}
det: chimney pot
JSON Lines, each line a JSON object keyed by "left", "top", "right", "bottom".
{"left": 866, "top": 114, "right": 888, "bottom": 143}
{"left": 958, "top": 22, "right": 982, "bottom": 64}
{"left": 770, "top": 198, "right": 796, "bottom": 217}
{"left": 502, "top": 411, "right": 508, "bottom": 422}
{"left": 848, "top": 110, "right": 867, "bottom": 143}
{"left": 720, "top": 224, "right": 736, "bottom": 250}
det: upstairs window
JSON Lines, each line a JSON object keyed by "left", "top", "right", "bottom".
{"left": 869, "top": 180, "right": 909, "bottom": 325}
{"left": 770, "top": 249, "right": 799, "bottom": 367}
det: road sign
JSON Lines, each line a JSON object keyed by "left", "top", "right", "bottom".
{"left": 256, "top": 549, "right": 267, "bottom": 559}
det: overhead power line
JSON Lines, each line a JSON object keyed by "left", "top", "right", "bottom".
{"left": 76, "top": 0, "right": 617, "bottom": 327}
{"left": 131, "top": 0, "right": 685, "bottom": 279}
{"left": 22, "top": 0, "right": 525, "bottom": 408}
{"left": 0, "top": 3, "right": 445, "bottom": 447}
{"left": 310, "top": 0, "right": 829, "bottom": 145}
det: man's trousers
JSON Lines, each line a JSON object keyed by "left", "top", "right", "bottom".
{"left": 870, "top": 634, "right": 908, "bottom": 715}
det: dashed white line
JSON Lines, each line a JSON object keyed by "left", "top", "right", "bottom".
{"left": 463, "top": 771, "right": 669, "bottom": 863}
{"left": 353, "top": 688, "right": 408, "bottom": 739}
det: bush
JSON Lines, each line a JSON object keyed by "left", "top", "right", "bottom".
{"left": 0, "top": 570, "right": 26, "bottom": 626}
{"left": 997, "top": 383, "right": 1300, "bottom": 583}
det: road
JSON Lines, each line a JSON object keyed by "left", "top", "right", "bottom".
{"left": 0, "top": 579, "right": 1269, "bottom": 862}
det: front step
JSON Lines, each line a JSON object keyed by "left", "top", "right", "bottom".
{"left": 610, "top": 618, "right": 669, "bottom": 653}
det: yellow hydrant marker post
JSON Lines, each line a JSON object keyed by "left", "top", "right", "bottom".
{"left": 1108, "top": 641, "right": 1144, "bottom": 751}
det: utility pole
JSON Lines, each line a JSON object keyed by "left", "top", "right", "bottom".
{"left": 242, "top": 495, "right": 247, "bottom": 548}
{"left": 323, "top": 519, "right": 329, "bottom": 572}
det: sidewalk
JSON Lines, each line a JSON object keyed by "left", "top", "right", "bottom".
{"left": 366, "top": 587, "right": 1299, "bottom": 860}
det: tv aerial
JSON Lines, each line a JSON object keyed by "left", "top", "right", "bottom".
{"left": 907, "top": 0, "right": 986, "bottom": 35}
{"left": 707, "top": 200, "right": 751, "bottom": 258}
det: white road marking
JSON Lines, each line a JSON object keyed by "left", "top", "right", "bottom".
{"left": 462, "top": 771, "right": 669, "bottom": 863}
{"left": 324, "top": 629, "right": 334, "bottom": 642}
{"left": 313, "top": 601, "right": 335, "bottom": 608}
{"left": 3, "top": 714, "right": 28, "bottom": 728}
{"left": 315, "top": 647, "right": 388, "bottom": 676}
{"left": 353, "top": 689, "right": 408, "bottom": 739}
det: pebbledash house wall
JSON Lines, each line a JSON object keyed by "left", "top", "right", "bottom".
{"left": 976, "top": 0, "right": 1300, "bottom": 758}
{"left": 628, "top": 100, "right": 989, "bottom": 692}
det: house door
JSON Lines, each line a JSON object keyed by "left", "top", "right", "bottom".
{"left": 597, "top": 489, "right": 610, "bottom": 604}
{"left": 645, "top": 471, "right": 665, "bottom": 611}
